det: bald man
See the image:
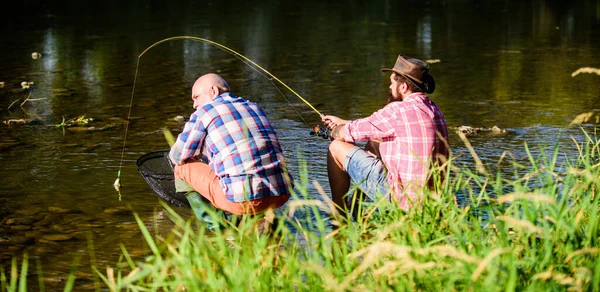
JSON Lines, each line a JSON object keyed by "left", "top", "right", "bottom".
{"left": 169, "top": 73, "right": 293, "bottom": 216}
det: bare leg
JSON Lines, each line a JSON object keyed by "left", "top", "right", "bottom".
{"left": 327, "top": 140, "right": 356, "bottom": 214}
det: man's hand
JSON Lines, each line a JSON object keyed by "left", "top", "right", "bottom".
{"left": 321, "top": 115, "right": 348, "bottom": 130}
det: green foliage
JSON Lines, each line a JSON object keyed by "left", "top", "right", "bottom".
{"left": 91, "top": 128, "right": 600, "bottom": 291}
{"left": 3, "top": 129, "right": 600, "bottom": 291}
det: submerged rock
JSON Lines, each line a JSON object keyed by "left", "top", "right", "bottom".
{"left": 0, "top": 235, "right": 32, "bottom": 246}
{"left": 4, "top": 216, "right": 38, "bottom": 225}
{"left": 34, "top": 245, "right": 59, "bottom": 255}
{"left": 10, "top": 225, "right": 32, "bottom": 231}
{"left": 48, "top": 206, "right": 80, "bottom": 214}
{"left": 34, "top": 213, "right": 60, "bottom": 227}
{"left": 103, "top": 207, "right": 133, "bottom": 216}
{"left": 455, "top": 125, "right": 506, "bottom": 137}
{"left": 50, "top": 224, "right": 75, "bottom": 233}
{"left": 15, "top": 206, "right": 44, "bottom": 216}
{"left": 115, "top": 223, "right": 139, "bottom": 230}
{"left": 69, "top": 231, "right": 88, "bottom": 240}
{"left": 40, "top": 234, "right": 75, "bottom": 242}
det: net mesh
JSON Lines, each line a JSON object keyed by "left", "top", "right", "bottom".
{"left": 136, "top": 150, "right": 190, "bottom": 208}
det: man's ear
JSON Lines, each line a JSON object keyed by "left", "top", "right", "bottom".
{"left": 209, "top": 85, "right": 220, "bottom": 98}
{"left": 400, "top": 82, "right": 408, "bottom": 93}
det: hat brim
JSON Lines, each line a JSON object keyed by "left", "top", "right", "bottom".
{"left": 381, "top": 68, "right": 424, "bottom": 86}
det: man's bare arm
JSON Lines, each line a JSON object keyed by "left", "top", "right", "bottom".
{"left": 330, "top": 124, "right": 346, "bottom": 140}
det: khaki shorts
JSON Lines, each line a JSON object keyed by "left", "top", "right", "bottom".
{"left": 174, "top": 161, "right": 289, "bottom": 215}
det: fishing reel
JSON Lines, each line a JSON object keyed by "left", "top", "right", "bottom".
{"left": 309, "top": 124, "right": 330, "bottom": 139}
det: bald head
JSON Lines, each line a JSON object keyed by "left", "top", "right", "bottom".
{"left": 191, "top": 73, "right": 230, "bottom": 109}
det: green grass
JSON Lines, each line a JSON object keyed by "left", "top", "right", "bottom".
{"left": 3, "top": 128, "right": 600, "bottom": 291}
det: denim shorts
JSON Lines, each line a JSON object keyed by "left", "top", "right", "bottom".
{"left": 343, "top": 146, "right": 390, "bottom": 203}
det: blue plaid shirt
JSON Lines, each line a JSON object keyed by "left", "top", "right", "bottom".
{"left": 169, "top": 92, "right": 293, "bottom": 202}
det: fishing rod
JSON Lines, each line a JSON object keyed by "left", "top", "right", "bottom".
{"left": 114, "top": 36, "right": 328, "bottom": 193}
{"left": 140, "top": 36, "right": 322, "bottom": 115}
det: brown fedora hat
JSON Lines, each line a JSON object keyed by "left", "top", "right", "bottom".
{"left": 382, "top": 55, "right": 435, "bottom": 93}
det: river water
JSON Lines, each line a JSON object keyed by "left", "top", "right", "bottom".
{"left": 1, "top": 0, "right": 599, "bottom": 289}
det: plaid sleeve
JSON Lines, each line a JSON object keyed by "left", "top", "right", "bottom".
{"left": 169, "top": 108, "right": 210, "bottom": 165}
{"left": 345, "top": 104, "right": 400, "bottom": 143}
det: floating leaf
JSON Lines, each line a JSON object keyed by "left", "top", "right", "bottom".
{"left": 571, "top": 67, "right": 600, "bottom": 77}
{"left": 569, "top": 112, "right": 597, "bottom": 127}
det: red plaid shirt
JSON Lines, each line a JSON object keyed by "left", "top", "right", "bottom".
{"left": 344, "top": 92, "right": 449, "bottom": 209}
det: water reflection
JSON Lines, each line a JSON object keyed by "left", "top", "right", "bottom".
{"left": 42, "top": 29, "right": 58, "bottom": 72}
{"left": 416, "top": 13, "right": 432, "bottom": 58}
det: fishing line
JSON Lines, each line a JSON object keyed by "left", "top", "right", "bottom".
{"left": 115, "top": 35, "right": 324, "bottom": 194}
{"left": 232, "top": 55, "right": 311, "bottom": 128}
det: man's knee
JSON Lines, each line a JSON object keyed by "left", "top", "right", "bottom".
{"left": 328, "top": 140, "right": 354, "bottom": 161}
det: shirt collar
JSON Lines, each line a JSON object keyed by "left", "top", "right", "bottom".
{"left": 214, "top": 92, "right": 236, "bottom": 101}
{"left": 402, "top": 92, "right": 426, "bottom": 102}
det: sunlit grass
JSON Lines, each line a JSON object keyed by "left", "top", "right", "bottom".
{"left": 3, "top": 128, "right": 600, "bottom": 291}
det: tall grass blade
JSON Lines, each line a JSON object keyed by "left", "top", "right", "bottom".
{"left": 35, "top": 258, "right": 45, "bottom": 292}
{"left": 62, "top": 256, "right": 80, "bottom": 292}
{"left": 17, "top": 254, "right": 28, "bottom": 292}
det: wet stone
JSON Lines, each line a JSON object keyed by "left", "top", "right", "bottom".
{"left": 38, "top": 239, "right": 61, "bottom": 246}
{"left": 103, "top": 207, "right": 133, "bottom": 216}
{"left": 10, "top": 225, "right": 32, "bottom": 231}
{"left": 116, "top": 223, "right": 140, "bottom": 230}
{"left": 15, "top": 206, "right": 44, "bottom": 216}
{"left": 107, "top": 117, "right": 127, "bottom": 123}
{"left": 34, "top": 245, "right": 59, "bottom": 255}
{"left": 34, "top": 213, "right": 60, "bottom": 227}
{"left": 66, "top": 126, "right": 96, "bottom": 132}
{"left": 4, "top": 216, "right": 38, "bottom": 225}
{"left": 0, "top": 235, "right": 32, "bottom": 245}
{"left": 40, "top": 234, "right": 75, "bottom": 242}
{"left": 50, "top": 224, "right": 75, "bottom": 233}
{"left": 75, "top": 223, "right": 103, "bottom": 229}
{"left": 61, "top": 213, "right": 90, "bottom": 224}
{"left": 69, "top": 231, "right": 88, "bottom": 240}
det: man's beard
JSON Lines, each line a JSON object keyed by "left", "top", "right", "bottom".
{"left": 387, "top": 90, "right": 403, "bottom": 104}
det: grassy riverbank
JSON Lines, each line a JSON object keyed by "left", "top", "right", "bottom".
{"left": 3, "top": 129, "right": 600, "bottom": 291}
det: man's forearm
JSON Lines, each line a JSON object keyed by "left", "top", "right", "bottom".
{"left": 330, "top": 124, "right": 346, "bottom": 140}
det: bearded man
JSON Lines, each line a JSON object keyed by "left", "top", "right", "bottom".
{"left": 321, "top": 55, "right": 449, "bottom": 213}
